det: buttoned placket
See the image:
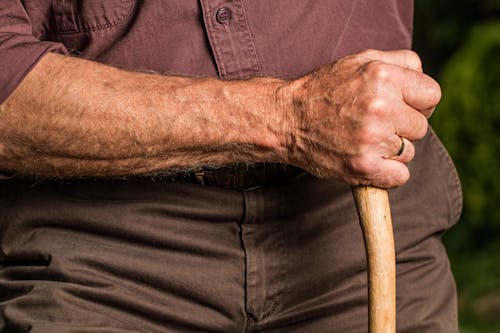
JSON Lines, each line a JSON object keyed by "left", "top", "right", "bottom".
{"left": 199, "top": 2, "right": 269, "bottom": 326}
{"left": 199, "top": 0, "right": 262, "bottom": 79}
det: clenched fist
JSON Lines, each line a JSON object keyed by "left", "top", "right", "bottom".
{"left": 279, "top": 49, "right": 441, "bottom": 188}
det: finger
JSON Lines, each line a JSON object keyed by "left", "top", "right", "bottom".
{"left": 386, "top": 137, "right": 415, "bottom": 164}
{"left": 361, "top": 60, "right": 441, "bottom": 113}
{"left": 358, "top": 49, "right": 423, "bottom": 72}
{"left": 391, "top": 103, "right": 429, "bottom": 141}
{"left": 420, "top": 105, "right": 437, "bottom": 119}
{"left": 377, "top": 159, "right": 411, "bottom": 188}
{"left": 353, "top": 157, "right": 410, "bottom": 189}
{"left": 370, "top": 98, "right": 428, "bottom": 141}
{"left": 399, "top": 68, "right": 442, "bottom": 112}
{"left": 346, "top": 151, "right": 411, "bottom": 188}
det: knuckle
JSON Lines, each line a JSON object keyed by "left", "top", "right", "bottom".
{"left": 347, "top": 156, "right": 374, "bottom": 175}
{"left": 365, "top": 96, "right": 389, "bottom": 116}
{"left": 365, "top": 61, "right": 392, "bottom": 81}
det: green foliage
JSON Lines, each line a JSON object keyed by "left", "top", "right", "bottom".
{"left": 414, "top": 0, "right": 500, "bottom": 77}
{"left": 431, "top": 22, "right": 500, "bottom": 251}
{"left": 451, "top": 246, "right": 500, "bottom": 331}
{"left": 413, "top": 2, "right": 500, "bottom": 330}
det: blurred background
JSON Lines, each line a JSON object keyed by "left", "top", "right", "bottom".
{"left": 413, "top": 1, "right": 500, "bottom": 332}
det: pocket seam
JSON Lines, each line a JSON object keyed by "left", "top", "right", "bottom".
{"left": 50, "top": 0, "right": 135, "bottom": 34}
{"left": 429, "top": 128, "right": 463, "bottom": 226}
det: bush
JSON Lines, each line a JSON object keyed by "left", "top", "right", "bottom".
{"left": 430, "top": 21, "right": 500, "bottom": 330}
{"left": 431, "top": 21, "right": 500, "bottom": 252}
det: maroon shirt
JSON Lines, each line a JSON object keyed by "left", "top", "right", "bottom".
{"left": 0, "top": 0, "right": 460, "bottom": 223}
{"left": 0, "top": 0, "right": 461, "bottom": 224}
{"left": 0, "top": 0, "right": 413, "bottom": 103}
{"left": 0, "top": 3, "right": 462, "bottom": 331}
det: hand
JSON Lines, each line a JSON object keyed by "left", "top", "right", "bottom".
{"left": 279, "top": 49, "right": 441, "bottom": 188}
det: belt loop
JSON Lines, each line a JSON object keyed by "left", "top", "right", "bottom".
{"left": 194, "top": 170, "right": 205, "bottom": 186}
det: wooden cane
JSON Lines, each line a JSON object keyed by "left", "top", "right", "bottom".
{"left": 352, "top": 185, "right": 396, "bottom": 333}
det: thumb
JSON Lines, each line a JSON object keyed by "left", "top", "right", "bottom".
{"left": 358, "top": 49, "right": 423, "bottom": 72}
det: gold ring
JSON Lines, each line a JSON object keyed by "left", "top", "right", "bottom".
{"left": 395, "top": 136, "right": 405, "bottom": 157}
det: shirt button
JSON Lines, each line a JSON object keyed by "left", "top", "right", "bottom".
{"left": 216, "top": 7, "right": 232, "bottom": 24}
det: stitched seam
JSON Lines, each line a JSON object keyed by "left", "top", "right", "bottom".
{"left": 240, "top": 224, "right": 250, "bottom": 333}
{"left": 265, "top": 222, "right": 286, "bottom": 318}
{"left": 200, "top": 0, "right": 227, "bottom": 77}
{"left": 429, "top": 128, "right": 463, "bottom": 225}
{"left": 235, "top": 0, "right": 262, "bottom": 76}
{"left": 50, "top": 0, "right": 135, "bottom": 34}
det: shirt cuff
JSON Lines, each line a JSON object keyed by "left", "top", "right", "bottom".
{"left": 0, "top": 39, "right": 68, "bottom": 104}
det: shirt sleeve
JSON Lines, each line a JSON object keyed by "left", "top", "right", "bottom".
{"left": 0, "top": 1, "right": 68, "bottom": 104}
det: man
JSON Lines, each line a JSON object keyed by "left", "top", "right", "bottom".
{"left": 0, "top": 1, "right": 461, "bottom": 332}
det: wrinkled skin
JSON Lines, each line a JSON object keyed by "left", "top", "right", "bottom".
{"left": 282, "top": 49, "right": 441, "bottom": 188}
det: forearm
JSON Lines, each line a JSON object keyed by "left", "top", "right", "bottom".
{"left": 0, "top": 53, "right": 289, "bottom": 177}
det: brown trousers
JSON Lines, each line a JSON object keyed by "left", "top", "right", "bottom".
{"left": 0, "top": 132, "right": 461, "bottom": 332}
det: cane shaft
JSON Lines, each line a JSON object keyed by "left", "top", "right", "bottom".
{"left": 352, "top": 186, "right": 396, "bottom": 333}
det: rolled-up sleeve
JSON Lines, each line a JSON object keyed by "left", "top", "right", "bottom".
{"left": 0, "top": 1, "right": 68, "bottom": 104}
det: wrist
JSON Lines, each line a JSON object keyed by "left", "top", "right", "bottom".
{"left": 272, "top": 77, "right": 305, "bottom": 166}
{"left": 225, "top": 77, "right": 294, "bottom": 164}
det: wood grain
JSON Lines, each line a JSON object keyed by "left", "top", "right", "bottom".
{"left": 352, "top": 185, "right": 396, "bottom": 333}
